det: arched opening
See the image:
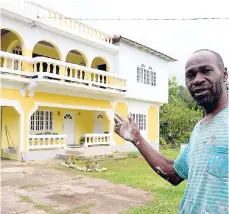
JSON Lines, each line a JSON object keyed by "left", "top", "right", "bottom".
{"left": 32, "top": 40, "right": 61, "bottom": 74}
{"left": 91, "top": 57, "right": 109, "bottom": 72}
{"left": 0, "top": 28, "right": 24, "bottom": 53}
{"left": 1, "top": 106, "right": 21, "bottom": 160}
{"left": 91, "top": 57, "right": 110, "bottom": 87}
{"left": 65, "top": 49, "right": 88, "bottom": 78}
{"left": 0, "top": 28, "right": 24, "bottom": 68}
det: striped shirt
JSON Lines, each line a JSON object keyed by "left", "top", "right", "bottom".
{"left": 174, "top": 106, "right": 228, "bottom": 214}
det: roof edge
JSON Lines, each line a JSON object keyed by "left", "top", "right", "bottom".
{"left": 112, "top": 35, "right": 177, "bottom": 62}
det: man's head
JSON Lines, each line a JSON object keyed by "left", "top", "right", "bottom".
{"left": 185, "top": 49, "right": 228, "bottom": 109}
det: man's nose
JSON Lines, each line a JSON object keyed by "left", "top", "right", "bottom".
{"left": 193, "top": 72, "right": 206, "bottom": 85}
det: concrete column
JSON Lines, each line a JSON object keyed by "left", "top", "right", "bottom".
{"left": 106, "top": 110, "right": 115, "bottom": 145}
{"left": 19, "top": 100, "right": 37, "bottom": 153}
{"left": 22, "top": 46, "right": 33, "bottom": 72}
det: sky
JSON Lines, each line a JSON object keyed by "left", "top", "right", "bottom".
{"left": 31, "top": 0, "right": 229, "bottom": 85}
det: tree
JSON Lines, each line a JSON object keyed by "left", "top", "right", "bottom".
{"left": 160, "top": 77, "right": 203, "bottom": 149}
{"left": 178, "top": 85, "right": 200, "bottom": 110}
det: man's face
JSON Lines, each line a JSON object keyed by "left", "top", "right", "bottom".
{"left": 185, "top": 51, "right": 227, "bottom": 107}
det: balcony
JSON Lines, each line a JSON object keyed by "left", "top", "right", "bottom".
{"left": 0, "top": 51, "right": 127, "bottom": 99}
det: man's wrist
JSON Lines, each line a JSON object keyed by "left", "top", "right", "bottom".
{"left": 131, "top": 134, "right": 143, "bottom": 146}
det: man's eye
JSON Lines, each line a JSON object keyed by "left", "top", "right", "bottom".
{"left": 186, "top": 73, "right": 195, "bottom": 78}
{"left": 203, "top": 68, "right": 211, "bottom": 74}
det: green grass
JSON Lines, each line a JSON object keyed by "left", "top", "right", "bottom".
{"left": 73, "top": 149, "right": 186, "bottom": 214}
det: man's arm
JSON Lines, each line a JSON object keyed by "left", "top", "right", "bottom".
{"left": 114, "top": 113, "right": 184, "bottom": 186}
{"left": 133, "top": 134, "right": 184, "bottom": 186}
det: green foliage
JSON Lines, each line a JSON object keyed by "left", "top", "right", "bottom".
{"left": 160, "top": 77, "right": 203, "bottom": 148}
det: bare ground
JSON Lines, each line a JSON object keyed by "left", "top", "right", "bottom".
{"left": 1, "top": 159, "right": 151, "bottom": 214}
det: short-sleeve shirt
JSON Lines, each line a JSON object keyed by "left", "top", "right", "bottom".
{"left": 174, "top": 106, "right": 228, "bottom": 214}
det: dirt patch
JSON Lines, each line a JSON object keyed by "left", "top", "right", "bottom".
{"left": 1, "top": 159, "right": 151, "bottom": 214}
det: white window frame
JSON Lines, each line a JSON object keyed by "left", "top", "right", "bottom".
{"left": 137, "top": 65, "right": 156, "bottom": 86}
{"left": 30, "top": 110, "right": 53, "bottom": 132}
{"left": 12, "top": 46, "right": 22, "bottom": 70}
{"left": 131, "top": 113, "right": 147, "bottom": 131}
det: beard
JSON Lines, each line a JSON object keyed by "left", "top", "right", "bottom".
{"left": 190, "top": 78, "right": 224, "bottom": 109}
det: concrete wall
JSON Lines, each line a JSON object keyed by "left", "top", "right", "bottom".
{"left": 118, "top": 41, "right": 169, "bottom": 103}
{"left": 1, "top": 106, "right": 20, "bottom": 149}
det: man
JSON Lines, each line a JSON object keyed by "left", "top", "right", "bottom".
{"left": 114, "top": 49, "right": 228, "bottom": 213}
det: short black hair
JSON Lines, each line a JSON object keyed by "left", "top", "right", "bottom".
{"left": 194, "top": 49, "right": 225, "bottom": 71}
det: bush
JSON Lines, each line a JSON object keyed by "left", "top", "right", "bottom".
{"left": 160, "top": 77, "right": 203, "bottom": 149}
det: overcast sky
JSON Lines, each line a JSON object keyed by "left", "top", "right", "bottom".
{"left": 32, "top": 0, "right": 229, "bottom": 85}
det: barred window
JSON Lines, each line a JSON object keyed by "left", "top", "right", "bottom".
{"left": 30, "top": 110, "right": 53, "bottom": 131}
{"left": 137, "top": 65, "right": 156, "bottom": 86}
{"left": 131, "top": 113, "right": 147, "bottom": 131}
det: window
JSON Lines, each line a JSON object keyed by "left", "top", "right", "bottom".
{"left": 12, "top": 46, "right": 22, "bottom": 55}
{"left": 12, "top": 46, "right": 22, "bottom": 70}
{"left": 30, "top": 110, "right": 53, "bottom": 131}
{"left": 137, "top": 65, "right": 156, "bottom": 86}
{"left": 97, "top": 64, "right": 107, "bottom": 71}
{"left": 131, "top": 113, "right": 146, "bottom": 131}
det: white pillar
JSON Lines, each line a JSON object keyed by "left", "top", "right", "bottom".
{"left": 106, "top": 110, "right": 115, "bottom": 145}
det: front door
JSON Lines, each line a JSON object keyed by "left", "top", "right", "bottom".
{"left": 94, "top": 112, "right": 103, "bottom": 133}
{"left": 63, "top": 112, "right": 75, "bottom": 145}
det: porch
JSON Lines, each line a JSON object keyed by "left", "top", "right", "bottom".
{"left": 1, "top": 103, "right": 114, "bottom": 160}
{"left": 28, "top": 107, "right": 113, "bottom": 151}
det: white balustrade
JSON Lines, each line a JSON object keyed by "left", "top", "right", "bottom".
{"left": 32, "top": 56, "right": 127, "bottom": 91}
{"left": 29, "top": 134, "right": 66, "bottom": 150}
{"left": 83, "top": 134, "right": 111, "bottom": 148}
{"left": 0, "top": 51, "right": 33, "bottom": 74}
{"left": 0, "top": 51, "right": 127, "bottom": 92}
{"left": 13, "top": 1, "right": 113, "bottom": 44}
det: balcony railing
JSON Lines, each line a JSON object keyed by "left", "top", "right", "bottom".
{"left": 29, "top": 134, "right": 66, "bottom": 150}
{"left": 2, "top": 1, "right": 113, "bottom": 44}
{"left": 0, "top": 51, "right": 127, "bottom": 93}
{"left": 83, "top": 134, "right": 111, "bottom": 148}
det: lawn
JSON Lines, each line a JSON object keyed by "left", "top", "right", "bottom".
{"left": 76, "top": 149, "right": 186, "bottom": 214}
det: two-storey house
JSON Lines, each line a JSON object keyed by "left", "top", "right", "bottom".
{"left": 0, "top": 1, "right": 176, "bottom": 161}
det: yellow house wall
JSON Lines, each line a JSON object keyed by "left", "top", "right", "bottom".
{"left": 148, "top": 106, "right": 159, "bottom": 143}
{"left": 1, "top": 31, "right": 22, "bottom": 52}
{"left": 31, "top": 108, "right": 109, "bottom": 145}
{"left": 33, "top": 43, "right": 60, "bottom": 60}
{"left": 33, "top": 92, "right": 112, "bottom": 108}
{"left": 102, "top": 112, "right": 109, "bottom": 133}
{"left": 76, "top": 110, "right": 94, "bottom": 144}
{"left": 1, "top": 106, "right": 20, "bottom": 150}
{"left": 1, "top": 88, "right": 112, "bottom": 149}
{"left": 66, "top": 53, "right": 86, "bottom": 65}
{"left": 114, "top": 102, "right": 128, "bottom": 145}
{"left": 31, "top": 108, "right": 95, "bottom": 144}
{"left": 91, "top": 57, "right": 109, "bottom": 71}
{"left": 30, "top": 106, "right": 63, "bottom": 135}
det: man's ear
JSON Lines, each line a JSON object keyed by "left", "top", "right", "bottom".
{"left": 223, "top": 67, "right": 228, "bottom": 81}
